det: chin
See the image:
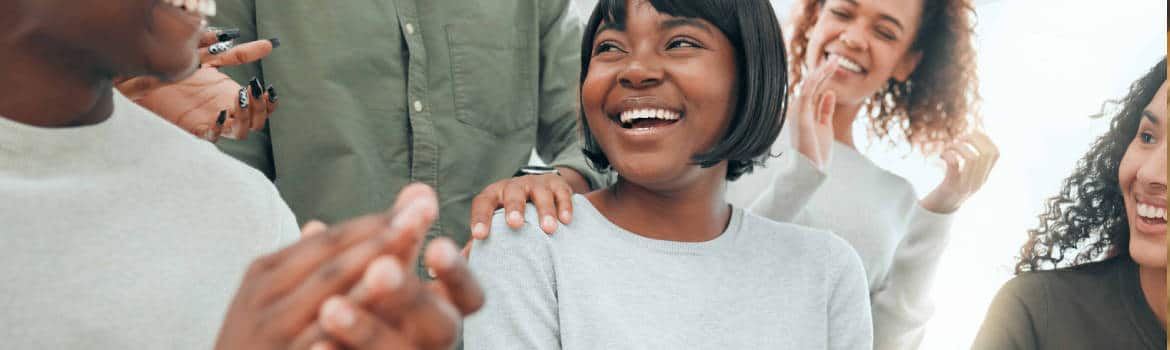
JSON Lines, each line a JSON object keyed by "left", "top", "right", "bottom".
{"left": 147, "top": 54, "right": 200, "bottom": 82}
{"left": 1129, "top": 235, "right": 1167, "bottom": 269}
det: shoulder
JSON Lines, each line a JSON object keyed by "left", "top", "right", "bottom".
{"left": 473, "top": 204, "right": 557, "bottom": 261}
{"left": 1002, "top": 258, "right": 1124, "bottom": 299}
{"left": 738, "top": 211, "right": 863, "bottom": 271}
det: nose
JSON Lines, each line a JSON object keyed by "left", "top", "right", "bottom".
{"left": 618, "top": 53, "right": 664, "bottom": 89}
{"left": 1136, "top": 142, "right": 1168, "bottom": 195}
{"left": 838, "top": 24, "right": 869, "bottom": 51}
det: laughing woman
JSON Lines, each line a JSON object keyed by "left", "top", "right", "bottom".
{"left": 463, "top": 0, "right": 872, "bottom": 348}
{"left": 726, "top": 0, "right": 998, "bottom": 347}
{"left": 973, "top": 58, "right": 1167, "bottom": 350}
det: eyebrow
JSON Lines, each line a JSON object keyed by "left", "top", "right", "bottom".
{"left": 841, "top": 0, "right": 906, "bottom": 31}
{"left": 660, "top": 18, "right": 714, "bottom": 34}
{"left": 1142, "top": 110, "right": 1161, "bottom": 125}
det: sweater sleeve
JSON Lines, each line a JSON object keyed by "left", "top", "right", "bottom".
{"left": 826, "top": 235, "right": 875, "bottom": 350}
{"left": 970, "top": 276, "right": 1042, "bottom": 350}
{"left": 747, "top": 150, "right": 828, "bottom": 222}
{"left": 463, "top": 210, "right": 561, "bottom": 349}
{"left": 871, "top": 204, "right": 955, "bottom": 350}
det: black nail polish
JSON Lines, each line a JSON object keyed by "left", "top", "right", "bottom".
{"left": 216, "top": 29, "right": 241, "bottom": 42}
{"left": 216, "top": 110, "right": 227, "bottom": 125}
{"left": 266, "top": 85, "right": 278, "bottom": 103}
{"left": 249, "top": 77, "right": 263, "bottom": 99}
{"left": 208, "top": 41, "right": 232, "bottom": 55}
{"left": 238, "top": 87, "right": 249, "bottom": 109}
{"left": 267, "top": 38, "right": 281, "bottom": 49}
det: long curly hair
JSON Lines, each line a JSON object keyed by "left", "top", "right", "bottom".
{"left": 1015, "top": 58, "right": 1167, "bottom": 274}
{"left": 788, "top": 0, "right": 980, "bottom": 154}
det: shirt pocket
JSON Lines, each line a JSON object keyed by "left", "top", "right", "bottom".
{"left": 446, "top": 24, "right": 537, "bottom": 135}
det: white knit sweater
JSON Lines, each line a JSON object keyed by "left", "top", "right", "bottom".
{"left": 728, "top": 136, "right": 954, "bottom": 350}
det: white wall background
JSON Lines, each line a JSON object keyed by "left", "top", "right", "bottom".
{"left": 567, "top": 0, "right": 1166, "bottom": 348}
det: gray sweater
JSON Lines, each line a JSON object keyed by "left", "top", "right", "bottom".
{"left": 464, "top": 195, "right": 872, "bottom": 349}
{"left": 0, "top": 91, "right": 298, "bottom": 348}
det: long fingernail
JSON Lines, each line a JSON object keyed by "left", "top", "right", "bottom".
{"left": 323, "top": 297, "right": 354, "bottom": 329}
{"left": 508, "top": 211, "right": 523, "bottom": 225}
{"left": 238, "top": 87, "right": 249, "bottom": 109}
{"left": 248, "top": 77, "right": 263, "bottom": 99}
{"left": 266, "top": 85, "right": 278, "bottom": 103}
{"left": 208, "top": 41, "right": 232, "bottom": 55}
{"left": 216, "top": 28, "right": 240, "bottom": 42}
{"left": 215, "top": 110, "right": 226, "bottom": 126}
{"left": 267, "top": 37, "right": 281, "bottom": 49}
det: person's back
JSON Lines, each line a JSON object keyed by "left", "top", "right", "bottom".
{"left": 0, "top": 91, "right": 296, "bottom": 348}
{"left": 464, "top": 196, "right": 873, "bottom": 349}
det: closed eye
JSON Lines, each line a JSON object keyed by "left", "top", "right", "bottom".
{"left": 666, "top": 38, "right": 702, "bottom": 50}
{"left": 594, "top": 41, "right": 625, "bottom": 56}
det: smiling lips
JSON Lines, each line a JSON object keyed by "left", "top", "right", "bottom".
{"left": 825, "top": 53, "right": 866, "bottom": 74}
{"left": 618, "top": 108, "right": 682, "bottom": 129}
{"left": 1136, "top": 201, "right": 1167, "bottom": 223}
{"left": 162, "top": 0, "right": 217, "bottom": 17}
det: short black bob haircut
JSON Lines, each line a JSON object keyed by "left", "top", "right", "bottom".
{"left": 578, "top": 0, "right": 790, "bottom": 181}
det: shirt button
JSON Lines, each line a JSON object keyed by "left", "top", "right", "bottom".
{"left": 413, "top": 100, "right": 424, "bottom": 112}
{"left": 404, "top": 23, "right": 415, "bottom": 35}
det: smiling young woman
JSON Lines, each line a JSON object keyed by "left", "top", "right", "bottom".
{"left": 463, "top": 0, "right": 873, "bottom": 348}
{"left": 973, "top": 58, "right": 1167, "bottom": 350}
{"left": 725, "top": 0, "right": 997, "bottom": 348}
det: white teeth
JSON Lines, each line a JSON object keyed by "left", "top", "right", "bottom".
{"left": 828, "top": 53, "right": 864, "bottom": 73}
{"left": 619, "top": 108, "right": 680, "bottom": 124}
{"left": 1137, "top": 203, "right": 1167, "bottom": 220}
{"left": 164, "top": 0, "right": 216, "bottom": 17}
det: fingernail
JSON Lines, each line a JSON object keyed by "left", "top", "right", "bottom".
{"left": 508, "top": 211, "right": 523, "bottom": 224}
{"left": 323, "top": 297, "right": 354, "bottom": 329}
{"left": 266, "top": 85, "right": 278, "bottom": 103}
{"left": 433, "top": 239, "right": 458, "bottom": 268}
{"left": 369, "top": 257, "right": 404, "bottom": 291}
{"left": 542, "top": 216, "right": 556, "bottom": 231}
{"left": 215, "top": 110, "right": 226, "bottom": 126}
{"left": 561, "top": 210, "right": 572, "bottom": 223}
{"left": 238, "top": 87, "right": 249, "bottom": 109}
{"left": 208, "top": 41, "right": 232, "bottom": 55}
{"left": 216, "top": 28, "right": 241, "bottom": 42}
{"left": 267, "top": 37, "right": 281, "bottom": 49}
{"left": 427, "top": 268, "right": 437, "bottom": 278}
{"left": 309, "top": 342, "right": 331, "bottom": 350}
{"left": 472, "top": 222, "right": 486, "bottom": 238}
{"left": 249, "top": 77, "right": 263, "bottom": 99}
{"left": 203, "top": 127, "right": 215, "bottom": 141}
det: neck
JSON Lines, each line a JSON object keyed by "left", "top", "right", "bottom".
{"left": 1138, "top": 264, "right": 1167, "bottom": 329}
{"left": 587, "top": 170, "right": 731, "bottom": 242}
{"left": 831, "top": 101, "right": 862, "bottom": 149}
{"left": 0, "top": 30, "right": 116, "bottom": 128}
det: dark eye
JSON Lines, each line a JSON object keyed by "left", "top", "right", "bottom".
{"left": 875, "top": 28, "right": 897, "bottom": 41}
{"left": 594, "top": 42, "right": 624, "bottom": 55}
{"left": 666, "top": 38, "right": 701, "bottom": 50}
{"left": 1140, "top": 132, "right": 1156, "bottom": 144}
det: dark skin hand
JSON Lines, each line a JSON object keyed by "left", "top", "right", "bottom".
{"left": 463, "top": 166, "right": 590, "bottom": 256}
{"left": 214, "top": 183, "right": 485, "bottom": 350}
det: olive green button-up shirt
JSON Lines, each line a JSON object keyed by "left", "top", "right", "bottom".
{"left": 211, "top": 0, "right": 602, "bottom": 254}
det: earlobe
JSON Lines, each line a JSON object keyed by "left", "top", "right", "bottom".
{"left": 893, "top": 50, "right": 923, "bottom": 82}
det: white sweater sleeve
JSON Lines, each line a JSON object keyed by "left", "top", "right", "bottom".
{"left": 463, "top": 215, "right": 561, "bottom": 350}
{"left": 871, "top": 204, "right": 955, "bottom": 350}
{"left": 747, "top": 150, "right": 829, "bottom": 222}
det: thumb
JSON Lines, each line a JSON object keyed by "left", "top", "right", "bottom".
{"left": 941, "top": 149, "right": 961, "bottom": 181}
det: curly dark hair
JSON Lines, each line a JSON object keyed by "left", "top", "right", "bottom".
{"left": 1015, "top": 57, "right": 1167, "bottom": 274}
{"left": 788, "top": 0, "right": 980, "bottom": 154}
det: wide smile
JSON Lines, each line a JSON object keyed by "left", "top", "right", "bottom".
{"left": 156, "top": 0, "right": 217, "bottom": 28}
{"left": 1133, "top": 197, "right": 1167, "bottom": 236}
{"left": 823, "top": 52, "right": 867, "bottom": 75}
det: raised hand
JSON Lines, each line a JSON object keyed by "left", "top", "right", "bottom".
{"left": 920, "top": 130, "right": 999, "bottom": 213}
{"left": 789, "top": 57, "right": 841, "bottom": 170}
{"left": 116, "top": 29, "right": 279, "bottom": 142}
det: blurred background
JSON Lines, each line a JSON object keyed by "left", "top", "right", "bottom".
{"left": 568, "top": 0, "right": 1166, "bottom": 348}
